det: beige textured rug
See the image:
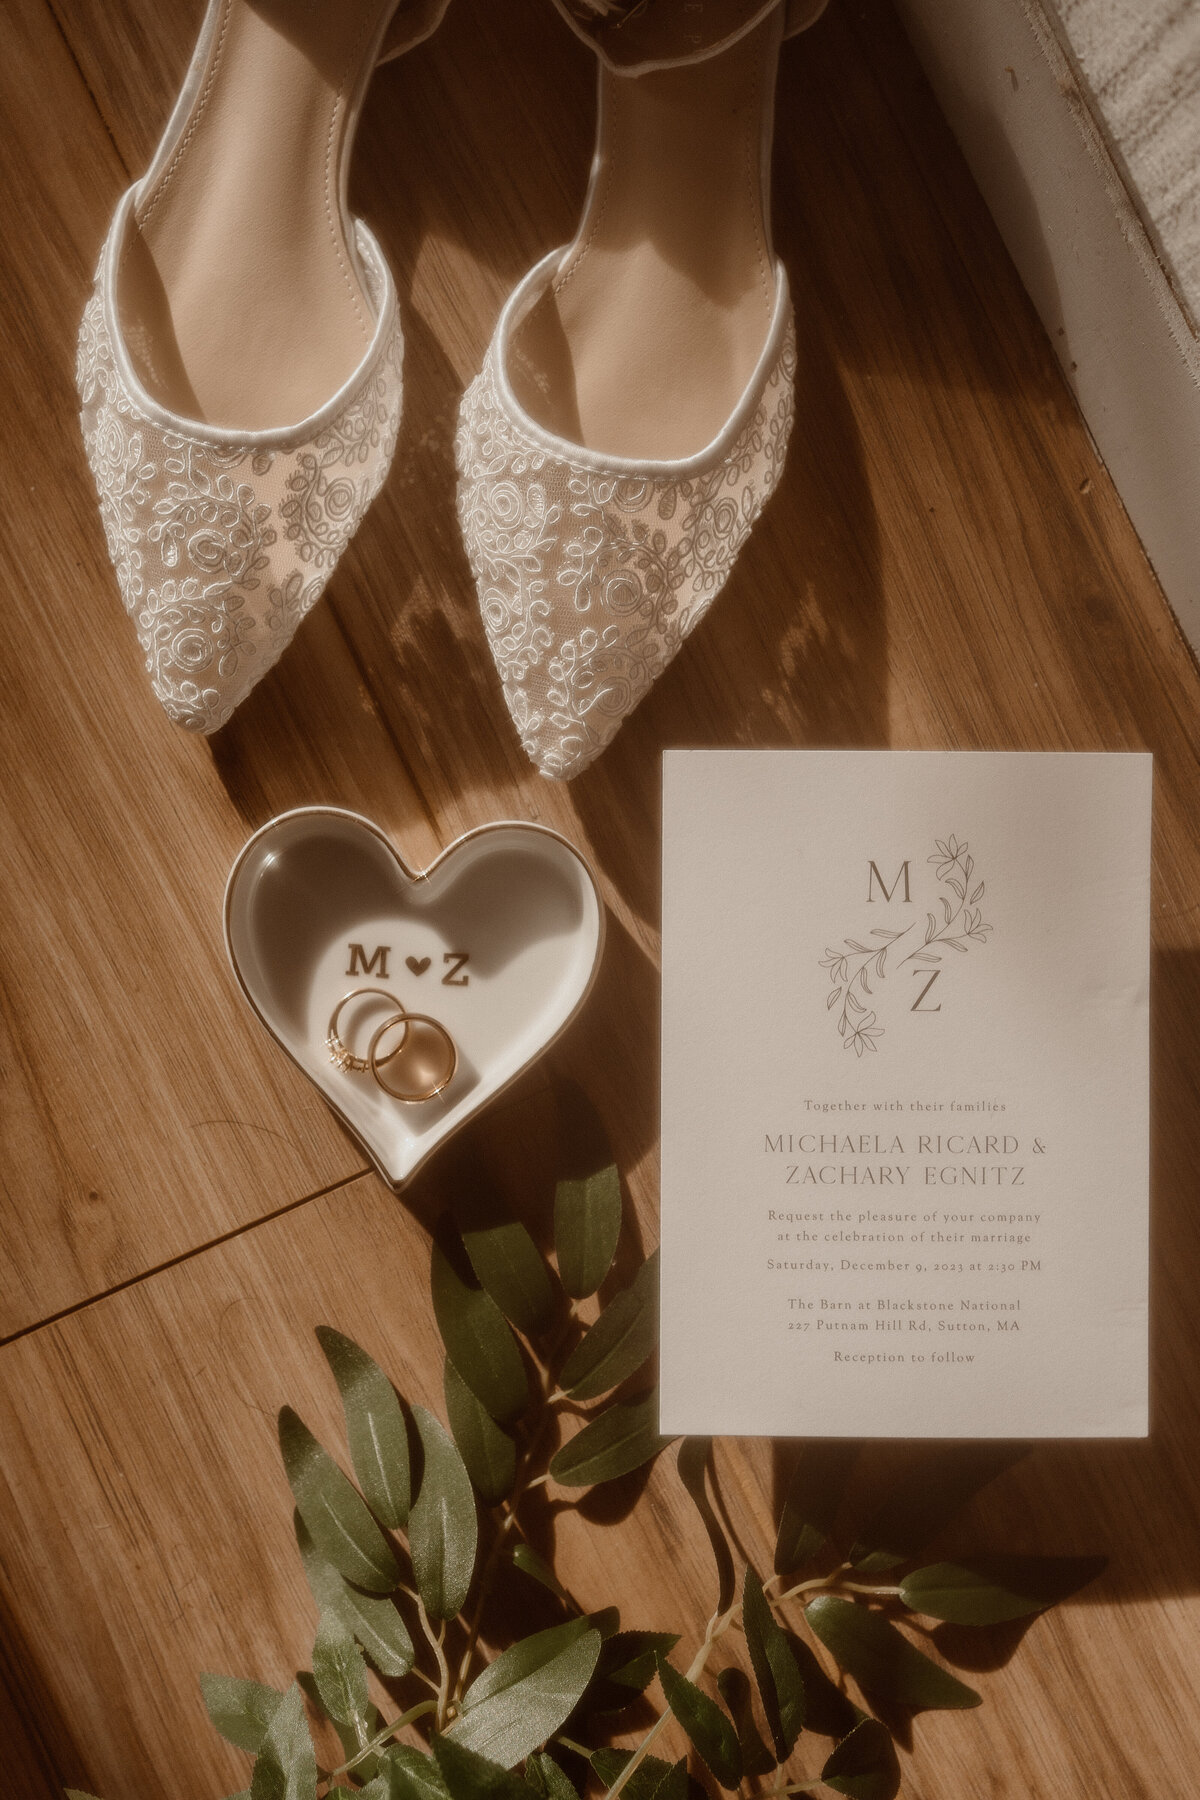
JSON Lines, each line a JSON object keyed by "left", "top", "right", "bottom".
{"left": 1051, "top": 0, "right": 1200, "bottom": 328}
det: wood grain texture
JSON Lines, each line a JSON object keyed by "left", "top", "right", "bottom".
{"left": 0, "top": 0, "right": 415, "bottom": 1337}
{"left": 3, "top": 0, "right": 1200, "bottom": 1794}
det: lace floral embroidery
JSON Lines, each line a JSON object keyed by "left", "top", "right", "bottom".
{"left": 455, "top": 312, "right": 796, "bottom": 779}
{"left": 77, "top": 222, "right": 403, "bottom": 733}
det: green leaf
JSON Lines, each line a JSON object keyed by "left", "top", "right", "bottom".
{"left": 898, "top": 1555, "right": 1105, "bottom": 1625}
{"left": 676, "top": 1438, "right": 735, "bottom": 1614}
{"left": 511, "top": 1541, "right": 570, "bottom": 1602}
{"left": 311, "top": 1608, "right": 369, "bottom": 1734}
{"left": 559, "top": 1252, "right": 659, "bottom": 1402}
{"left": 298, "top": 1674, "right": 384, "bottom": 1781}
{"left": 199, "top": 1672, "right": 284, "bottom": 1754}
{"left": 409, "top": 1406, "right": 478, "bottom": 1620}
{"left": 657, "top": 1656, "right": 742, "bottom": 1789}
{"left": 449, "top": 1628, "right": 602, "bottom": 1766}
{"left": 249, "top": 1683, "right": 318, "bottom": 1800}
{"left": 459, "top": 1619, "right": 594, "bottom": 1708}
{"left": 377, "top": 1745, "right": 451, "bottom": 1800}
{"left": 820, "top": 1720, "right": 900, "bottom": 1800}
{"left": 585, "top": 1604, "right": 622, "bottom": 1638}
{"left": 432, "top": 1736, "right": 540, "bottom": 1800}
{"left": 278, "top": 1408, "right": 400, "bottom": 1594}
{"left": 647, "top": 1763, "right": 689, "bottom": 1800}
{"left": 742, "top": 1567, "right": 805, "bottom": 1758}
{"left": 431, "top": 1226, "right": 530, "bottom": 1425}
{"left": 524, "top": 1753, "right": 579, "bottom": 1800}
{"left": 553, "top": 1167, "right": 621, "bottom": 1299}
{"left": 716, "top": 1668, "right": 775, "bottom": 1777}
{"left": 586, "top": 1630, "right": 682, "bottom": 1716}
{"left": 805, "top": 1597, "right": 981, "bottom": 1711}
{"left": 553, "top": 1083, "right": 621, "bottom": 1299}
{"left": 849, "top": 1445, "right": 1025, "bottom": 1572}
{"left": 589, "top": 1751, "right": 702, "bottom": 1800}
{"left": 315, "top": 1327, "right": 412, "bottom": 1529}
{"left": 444, "top": 1359, "right": 518, "bottom": 1505}
{"left": 588, "top": 1751, "right": 671, "bottom": 1800}
{"left": 549, "top": 1392, "right": 672, "bottom": 1488}
{"left": 295, "top": 1512, "right": 414, "bottom": 1676}
{"left": 774, "top": 1443, "right": 858, "bottom": 1575}
{"left": 783, "top": 1635, "right": 860, "bottom": 1740}
{"left": 453, "top": 1182, "right": 556, "bottom": 1336}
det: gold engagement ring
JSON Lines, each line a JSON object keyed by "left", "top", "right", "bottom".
{"left": 326, "top": 986, "right": 457, "bottom": 1103}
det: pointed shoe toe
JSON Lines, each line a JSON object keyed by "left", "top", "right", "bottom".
{"left": 456, "top": 3, "right": 798, "bottom": 779}
{"left": 77, "top": 209, "right": 403, "bottom": 734}
{"left": 75, "top": 0, "right": 433, "bottom": 733}
{"left": 455, "top": 258, "right": 796, "bottom": 781}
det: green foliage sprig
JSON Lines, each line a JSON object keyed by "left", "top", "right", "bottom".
{"left": 68, "top": 1092, "right": 1102, "bottom": 1800}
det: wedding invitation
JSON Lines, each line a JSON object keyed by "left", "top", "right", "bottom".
{"left": 660, "top": 751, "right": 1150, "bottom": 1438}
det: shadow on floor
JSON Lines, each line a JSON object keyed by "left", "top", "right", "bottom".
{"left": 762, "top": 944, "right": 1200, "bottom": 1616}
{"left": 0, "top": 1595, "right": 95, "bottom": 1795}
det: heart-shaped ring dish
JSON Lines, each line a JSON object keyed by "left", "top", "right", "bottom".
{"left": 224, "top": 808, "right": 605, "bottom": 1187}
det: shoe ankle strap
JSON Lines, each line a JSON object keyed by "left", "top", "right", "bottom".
{"left": 550, "top": 0, "right": 828, "bottom": 75}
{"left": 377, "top": 0, "right": 454, "bottom": 63}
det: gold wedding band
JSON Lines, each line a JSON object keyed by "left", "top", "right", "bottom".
{"left": 367, "top": 1008, "right": 458, "bottom": 1104}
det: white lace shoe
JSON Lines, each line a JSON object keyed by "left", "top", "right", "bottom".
{"left": 455, "top": 0, "right": 822, "bottom": 781}
{"left": 77, "top": 0, "right": 449, "bottom": 735}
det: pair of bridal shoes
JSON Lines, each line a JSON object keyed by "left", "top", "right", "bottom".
{"left": 78, "top": 0, "right": 824, "bottom": 775}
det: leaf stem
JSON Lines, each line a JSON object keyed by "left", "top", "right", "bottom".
{"left": 413, "top": 1591, "right": 453, "bottom": 1730}
{"left": 771, "top": 1565, "right": 900, "bottom": 1605}
{"left": 452, "top": 1500, "right": 523, "bottom": 1702}
{"left": 327, "top": 1697, "right": 438, "bottom": 1777}
{"left": 605, "top": 1705, "right": 673, "bottom": 1797}
{"left": 772, "top": 1575, "right": 837, "bottom": 1603}
{"left": 686, "top": 1606, "right": 737, "bottom": 1680}
{"left": 772, "top": 1562, "right": 852, "bottom": 1605}
{"left": 603, "top": 1605, "right": 737, "bottom": 1800}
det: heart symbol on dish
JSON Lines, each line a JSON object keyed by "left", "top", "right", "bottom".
{"left": 224, "top": 808, "right": 605, "bottom": 1187}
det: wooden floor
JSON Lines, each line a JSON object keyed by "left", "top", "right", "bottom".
{"left": 3, "top": 0, "right": 1200, "bottom": 1794}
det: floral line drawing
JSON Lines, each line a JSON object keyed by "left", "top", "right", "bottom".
{"left": 819, "top": 833, "right": 994, "bottom": 1055}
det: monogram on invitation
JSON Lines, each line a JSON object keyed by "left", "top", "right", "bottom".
{"left": 660, "top": 750, "right": 1151, "bottom": 1438}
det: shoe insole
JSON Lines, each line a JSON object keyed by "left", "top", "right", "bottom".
{"left": 509, "top": 9, "right": 781, "bottom": 462}
{"left": 117, "top": 0, "right": 393, "bottom": 431}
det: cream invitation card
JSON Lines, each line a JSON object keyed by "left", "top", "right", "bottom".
{"left": 660, "top": 751, "right": 1150, "bottom": 1438}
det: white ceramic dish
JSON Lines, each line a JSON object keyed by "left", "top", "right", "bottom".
{"left": 224, "top": 807, "right": 605, "bottom": 1187}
